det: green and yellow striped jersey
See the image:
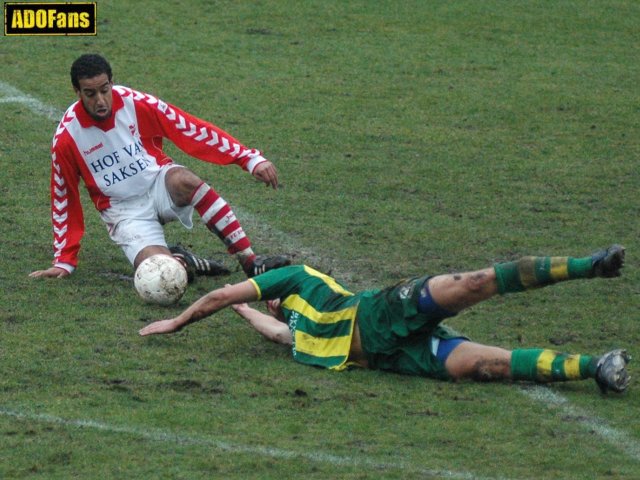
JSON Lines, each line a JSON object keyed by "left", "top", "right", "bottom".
{"left": 249, "top": 265, "right": 361, "bottom": 370}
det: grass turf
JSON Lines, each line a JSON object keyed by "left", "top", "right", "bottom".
{"left": 1, "top": 1, "right": 639, "bottom": 478}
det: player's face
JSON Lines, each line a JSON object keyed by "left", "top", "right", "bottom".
{"left": 75, "top": 73, "right": 113, "bottom": 121}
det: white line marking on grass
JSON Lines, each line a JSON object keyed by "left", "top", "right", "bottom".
{"left": 0, "top": 81, "right": 62, "bottom": 122}
{"left": 0, "top": 407, "right": 517, "bottom": 480}
{"left": 227, "top": 206, "right": 375, "bottom": 290}
{"left": 520, "top": 386, "right": 640, "bottom": 462}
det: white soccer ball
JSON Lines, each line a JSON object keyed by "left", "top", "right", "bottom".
{"left": 134, "top": 254, "right": 188, "bottom": 306}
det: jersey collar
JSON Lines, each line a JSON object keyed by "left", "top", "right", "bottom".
{"left": 74, "top": 88, "right": 124, "bottom": 131}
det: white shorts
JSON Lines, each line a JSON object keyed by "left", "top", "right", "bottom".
{"left": 100, "top": 164, "right": 195, "bottom": 264}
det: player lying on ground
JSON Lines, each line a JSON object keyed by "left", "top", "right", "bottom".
{"left": 29, "top": 53, "right": 289, "bottom": 289}
{"left": 139, "top": 245, "right": 630, "bottom": 393}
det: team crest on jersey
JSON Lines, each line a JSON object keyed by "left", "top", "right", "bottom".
{"left": 128, "top": 124, "right": 137, "bottom": 136}
{"left": 398, "top": 280, "right": 416, "bottom": 300}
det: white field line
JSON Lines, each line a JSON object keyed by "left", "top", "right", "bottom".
{"left": 520, "top": 386, "right": 640, "bottom": 462}
{"left": 2, "top": 81, "right": 637, "bottom": 471}
{"left": 0, "top": 81, "right": 61, "bottom": 122}
{"left": 0, "top": 408, "right": 516, "bottom": 480}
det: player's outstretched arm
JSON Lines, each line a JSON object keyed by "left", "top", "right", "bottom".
{"left": 139, "top": 280, "right": 258, "bottom": 336}
{"left": 231, "top": 303, "right": 292, "bottom": 345}
{"left": 29, "top": 267, "right": 71, "bottom": 279}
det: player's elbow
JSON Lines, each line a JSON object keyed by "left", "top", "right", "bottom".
{"left": 204, "top": 287, "right": 234, "bottom": 312}
{"left": 270, "top": 326, "right": 292, "bottom": 346}
{"left": 274, "top": 333, "right": 292, "bottom": 346}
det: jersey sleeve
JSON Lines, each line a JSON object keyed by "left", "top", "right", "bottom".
{"left": 131, "top": 89, "right": 268, "bottom": 174}
{"left": 50, "top": 133, "right": 85, "bottom": 273}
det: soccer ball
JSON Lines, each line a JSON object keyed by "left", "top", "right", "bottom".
{"left": 134, "top": 254, "right": 188, "bottom": 306}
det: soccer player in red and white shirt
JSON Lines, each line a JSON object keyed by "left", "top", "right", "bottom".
{"left": 30, "top": 53, "right": 289, "bottom": 284}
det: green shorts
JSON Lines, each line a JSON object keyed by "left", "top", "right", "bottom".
{"left": 356, "top": 276, "right": 467, "bottom": 380}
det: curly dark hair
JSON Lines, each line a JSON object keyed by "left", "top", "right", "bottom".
{"left": 70, "top": 54, "right": 112, "bottom": 89}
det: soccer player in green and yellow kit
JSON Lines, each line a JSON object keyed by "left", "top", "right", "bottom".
{"left": 139, "top": 244, "right": 630, "bottom": 394}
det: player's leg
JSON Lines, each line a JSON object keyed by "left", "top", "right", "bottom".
{"left": 133, "top": 245, "right": 173, "bottom": 269}
{"left": 103, "top": 205, "right": 194, "bottom": 287}
{"left": 443, "top": 341, "right": 511, "bottom": 381}
{"left": 100, "top": 193, "right": 173, "bottom": 270}
{"left": 102, "top": 188, "right": 222, "bottom": 288}
{"left": 424, "top": 268, "right": 498, "bottom": 313}
{"left": 493, "top": 246, "right": 625, "bottom": 294}
{"left": 444, "top": 341, "right": 630, "bottom": 393}
{"left": 423, "top": 246, "right": 625, "bottom": 314}
{"left": 151, "top": 166, "right": 228, "bottom": 278}
{"left": 164, "top": 166, "right": 290, "bottom": 277}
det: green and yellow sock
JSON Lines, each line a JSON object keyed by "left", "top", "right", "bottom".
{"left": 510, "top": 348, "right": 597, "bottom": 382}
{"left": 494, "top": 255, "right": 593, "bottom": 294}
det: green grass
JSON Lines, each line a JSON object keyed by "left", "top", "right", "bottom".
{"left": 1, "top": 1, "right": 639, "bottom": 478}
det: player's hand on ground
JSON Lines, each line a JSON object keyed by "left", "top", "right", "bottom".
{"left": 29, "top": 267, "right": 71, "bottom": 278}
{"left": 139, "top": 319, "right": 181, "bottom": 336}
{"left": 252, "top": 161, "right": 279, "bottom": 189}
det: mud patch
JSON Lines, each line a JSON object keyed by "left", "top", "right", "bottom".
{"left": 407, "top": 409, "right": 439, "bottom": 417}
{"left": 549, "top": 333, "right": 577, "bottom": 346}
{"left": 98, "top": 271, "right": 133, "bottom": 282}
{"left": 103, "top": 378, "right": 145, "bottom": 402}
{"left": 160, "top": 379, "right": 225, "bottom": 395}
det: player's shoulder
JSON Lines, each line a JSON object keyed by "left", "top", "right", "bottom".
{"left": 114, "top": 85, "right": 168, "bottom": 117}
{"left": 52, "top": 103, "right": 80, "bottom": 147}
{"left": 283, "top": 264, "right": 343, "bottom": 289}
{"left": 251, "top": 264, "right": 307, "bottom": 287}
{"left": 112, "top": 84, "right": 134, "bottom": 97}
{"left": 257, "top": 264, "right": 306, "bottom": 279}
{"left": 113, "top": 85, "right": 157, "bottom": 103}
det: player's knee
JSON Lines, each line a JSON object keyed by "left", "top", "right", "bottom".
{"left": 464, "top": 270, "right": 495, "bottom": 293}
{"left": 166, "top": 167, "right": 203, "bottom": 205}
{"left": 469, "top": 358, "right": 510, "bottom": 382}
{"left": 172, "top": 167, "right": 202, "bottom": 189}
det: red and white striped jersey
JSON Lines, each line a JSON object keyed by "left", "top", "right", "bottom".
{"left": 49, "top": 85, "right": 267, "bottom": 272}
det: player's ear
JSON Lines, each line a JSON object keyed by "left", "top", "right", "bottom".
{"left": 267, "top": 299, "right": 284, "bottom": 320}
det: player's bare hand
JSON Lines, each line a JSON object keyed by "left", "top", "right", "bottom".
{"left": 29, "top": 267, "right": 71, "bottom": 278}
{"left": 139, "top": 319, "right": 181, "bottom": 336}
{"left": 252, "top": 161, "right": 279, "bottom": 189}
